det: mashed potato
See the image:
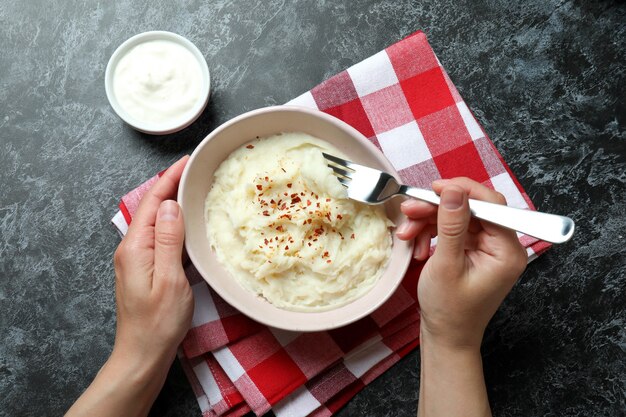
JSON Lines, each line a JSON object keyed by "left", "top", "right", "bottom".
{"left": 204, "top": 133, "right": 393, "bottom": 311}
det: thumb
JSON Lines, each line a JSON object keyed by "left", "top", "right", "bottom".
{"left": 154, "top": 200, "right": 185, "bottom": 282}
{"left": 433, "top": 185, "right": 470, "bottom": 272}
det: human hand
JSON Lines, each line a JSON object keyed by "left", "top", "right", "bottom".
{"left": 66, "top": 156, "right": 193, "bottom": 417}
{"left": 396, "top": 178, "right": 528, "bottom": 350}
{"left": 112, "top": 155, "right": 193, "bottom": 366}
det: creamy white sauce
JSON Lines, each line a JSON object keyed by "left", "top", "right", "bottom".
{"left": 205, "top": 133, "right": 393, "bottom": 312}
{"left": 113, "top": 40, "right": 202, "bottom": 126}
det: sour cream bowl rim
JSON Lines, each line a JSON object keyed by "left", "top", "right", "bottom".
{"left": 178, "top": 106, "right": 414, "bottom": 332}
{"left": 105, "top": 31, "right": 211, "bottom": 135}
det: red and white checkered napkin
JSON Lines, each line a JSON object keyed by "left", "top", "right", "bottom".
{"left": 112, "top": 30, "right": 551, "bottom": 417}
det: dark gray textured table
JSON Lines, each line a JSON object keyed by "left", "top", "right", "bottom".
{"left": 1, "top": 1, "right": 624, "bottom": 416}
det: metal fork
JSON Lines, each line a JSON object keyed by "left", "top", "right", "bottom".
{"left": 323, "top": 153, "right": 575, "bottom": 244}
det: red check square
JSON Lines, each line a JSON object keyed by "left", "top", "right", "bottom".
{"left": 418, "top": 105, "right": 473, "bottom": 157}
{"left": 247, "top": 349, "right": 307, "bottom": 402}
{"left": 387, "top": 31, "right": 439, "bottom": 81}
{"left": 474, "top": 137, "right": 507, "bottom": 177}
{"left": 285, "top": 333, "right": 344, "bottom": 378}
{"left": 433, "top": 142, "right": 490, "bottom": 184}
{"left": 400, "top": 67, "right": 456, "bottom": 120}
{"left": 311, "top": 71, "right": 359, "bottom": 110}
{"left": 324, "top": 98, "right": 375, "bottom": 138}
{"left": 360, "top": 84, "right": 414, "bottom": 134}
{"left": 398, "top": 159, "right": 442, "bottom": 189}
{"left": 229, "top": 328, "right": 282, "bottom": 370}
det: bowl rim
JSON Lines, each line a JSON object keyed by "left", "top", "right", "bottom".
{"left": 104, "top": 30, "right": 211, "bottom": 135}
{"left": 178, "top": 105, "right": 414, "bottom": 331}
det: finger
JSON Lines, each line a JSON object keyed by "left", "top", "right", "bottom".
{"left": 400, "top": 199, "right": 437, "bottom": 219}
{"left": 154, "top": 200, "right": 186, "bottom": 285}
{"left": 432, "top": 185, "right": 470, "bottom": 274}
{"left": 396, "top": 218, "right": 429, "bottom": 241}
{"left": 433, "top": 177, "right": 517, "bottom": 241}
{"left": 414, "top": 230, "right": 433, "bottom": 261}
{"left": 126, "top": 155, "right": 189, "bottom": 242}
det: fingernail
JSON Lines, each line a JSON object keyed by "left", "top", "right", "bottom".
{"left": 159, "top": 200, "right": 179, "bottom": 221}
{"left": 396, "top": 221, "right": 410, "bottom": 235}
{"left": 441, "top": 188, "right": 463, "bottom": 210}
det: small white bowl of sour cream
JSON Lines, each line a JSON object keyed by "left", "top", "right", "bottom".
{"left": 105, "top": 31, "right": 210, "bottom": 135}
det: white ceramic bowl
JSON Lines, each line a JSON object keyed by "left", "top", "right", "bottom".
{"left": 105, "top": 31, "right": 210, "bottom": 135}
{"left": 178, "top": 106, "right": 413, "bottom": 331}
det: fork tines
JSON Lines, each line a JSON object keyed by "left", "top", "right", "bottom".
{"left": 322, "top": 153, "right": 355, "bottom": 186}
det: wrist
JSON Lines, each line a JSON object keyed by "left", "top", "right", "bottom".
{"left": 107, "top": 342, "right": 175, "bottom": 385}
{"left": 419, "top": 321, "right": 484, "bottom": 353}
{"left": 419, "top": 327, "right": 491, "bottom": 417}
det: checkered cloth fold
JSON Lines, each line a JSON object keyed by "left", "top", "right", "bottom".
{"left": 112, "top": 30, "right": 550, "bottom": 417}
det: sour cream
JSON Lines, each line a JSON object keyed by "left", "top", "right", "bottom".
{"left": 112, "top": 39, "right": 203, "bottom": 126}
{"left": 205, "top": 133, "right": 394, "bottom": 312}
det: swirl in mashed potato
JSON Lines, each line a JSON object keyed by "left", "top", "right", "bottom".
{"left": 204, "top": 132, "right": 393, "bottom": 311}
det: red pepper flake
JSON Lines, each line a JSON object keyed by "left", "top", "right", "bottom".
{"left": 270, "top": 199, "right": 276, "bottom": 204}
{"left": 337, "top": 214, "right": 343, "bottom": 220}
{"left": 291, "top": 196, "right": 301, "bottom": 204}
{"left": 276, "top": 225, "right": 284, "bottom": 232}
{"left": 259, "top": 193, "right": 264, "bottom": 196}
{"left": 325, "top": 198, "right": 331, "bottom": 202}
{"left": 264, "top": 238, "right": 269, "bottom": 245}
{"left": 307, "top": 218, "right": 312, "bottom": 224}
{"left": 307, "top": 200, "right": 312, "bottom": 206}
{"left": 300, "top": 192, "right": 305, "bottom": 196}
{"left": 313, "top": 238, "right": 318, "bottom": 242}
{"left": 351, "top": 233, "right": 355, "bottom": 239}
{"left": 285, "top": 245, "right": 289, "bottom": 250}
{"left": 308, "top": 242, "right": 312, "bottom": 247}
{"left": 262, "top": 210, "right": 270, "bottom": 216}
{"left": 256, "top": 184, "right": 263, "bottom": 191}
{"left": 268, "top": 260, "right": 272, "bottom": 263}
{"left": 322, "top": 251, "right": 329, "bottom": 258}
{"left": 316, "top": 202, "right": 320, "bottom": 208}
{"left": 280, "top": 203, "right": 287, "bottom": 210}
{"left": 284, "top": 192, "right": 288, "bottom": 196}
{"left": 287, "top": 183, "right": 292, "bottom": 188}
{"left": 265, "top": 176, "right": 269, "bottom": 181}
{"left": 326, "top": 260, "right": 332, "bottom": 263}
{"left": 325, "top": 212, "right": 331, "bottom": 221}
{"left": 279, "top": 214, "right": 292, "bottom": 220}
{"left": 259, "top": 245, "right": 263, "bottom": 249}
{"left": 246, "top": 144, "right": 254, "bottom": 149}
{"left": 269, "top": 238, "right": 273, "bottom": 242}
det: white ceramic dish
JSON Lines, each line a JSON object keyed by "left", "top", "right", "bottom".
{"left": 104, "top": 31, "right": 210, "bottom": 135}
{"left": 178, "top": 106, "right": 413, "bottom": 332}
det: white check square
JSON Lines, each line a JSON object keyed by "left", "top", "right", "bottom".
{"left": 377, "top": 121, "right": 433, "bottom": 170}
{"left": 347, "top": 50, "right": 400, "bottom": 97}
{"left": 490, "top": 173, "right": 528, "bottom": 209}
{"left": 287, "top": 91, "right": 319, "bottom": 109}
{"left": 456, "top": 101, "right": 484, "bottom": 141}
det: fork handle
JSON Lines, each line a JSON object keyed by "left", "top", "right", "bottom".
{"left": 402, "top": 187, "right": 575, "bottom": 244}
